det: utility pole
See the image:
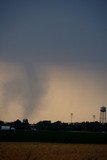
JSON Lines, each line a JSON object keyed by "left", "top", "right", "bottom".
{"left": 71, "top": 113, "right": 73, "bottom": 123}
{"left": 93, "top": 115, "right": 95, "bottom": 122}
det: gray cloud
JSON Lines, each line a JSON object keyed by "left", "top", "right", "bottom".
{"left": 0, "top": 0, "right": 107, "bottom": 121}
{"left": 0, "top": 61, "right": 49, "bottom": 120}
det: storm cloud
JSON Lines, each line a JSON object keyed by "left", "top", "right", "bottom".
{"left": 0, "top": 0, "right": 107, "bottom": 122}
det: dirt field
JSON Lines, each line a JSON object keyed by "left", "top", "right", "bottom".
{"left": 0, "top": 143, "right": 107, "bottom": 160}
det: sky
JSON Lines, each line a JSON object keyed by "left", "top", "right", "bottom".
{"left": 0, "top": 0, "right": 107, "bottom": 123}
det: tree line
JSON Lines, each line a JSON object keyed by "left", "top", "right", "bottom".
{"left": 0, "top": 119, "right": 107, "bottom": 132}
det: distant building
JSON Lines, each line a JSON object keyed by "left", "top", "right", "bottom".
{"left": 1, "top": 126, "right": 11, "bottom": 130}
{"left": 11, "top": 127, "right": 15, "bottom": 131}
{"left": 1, "top": 126, "right": 15, "bottom": 131}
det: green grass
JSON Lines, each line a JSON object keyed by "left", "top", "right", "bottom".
{"left": 0, "top": 131, "right": 107, "bottom": 143}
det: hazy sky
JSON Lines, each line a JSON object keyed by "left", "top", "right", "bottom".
{"left": 0, "top": 0, "right": 107, "bottom": 123}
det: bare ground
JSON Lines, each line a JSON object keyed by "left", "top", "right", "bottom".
{"left": 0, "top": 142, "right": 107, "bottom": 160}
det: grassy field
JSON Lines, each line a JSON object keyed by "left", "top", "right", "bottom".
{"left": 0, "top": 131, "right": 107, "bottom": 143}
{"left": 0, "top": 142, "right": 107, "bottom": 160}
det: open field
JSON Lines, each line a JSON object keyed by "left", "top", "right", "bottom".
{"left": 0, "top": 131, "right": 107, "bottom": 143}
{"left": 0, "top": 142, "right": 107, "bottom": 160}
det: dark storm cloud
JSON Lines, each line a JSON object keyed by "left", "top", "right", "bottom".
{"left": 0, "top": 0, "right": 107, "bottom": 67}
{"left": 0, "top": 0, "right": 107, "bottom": 120}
